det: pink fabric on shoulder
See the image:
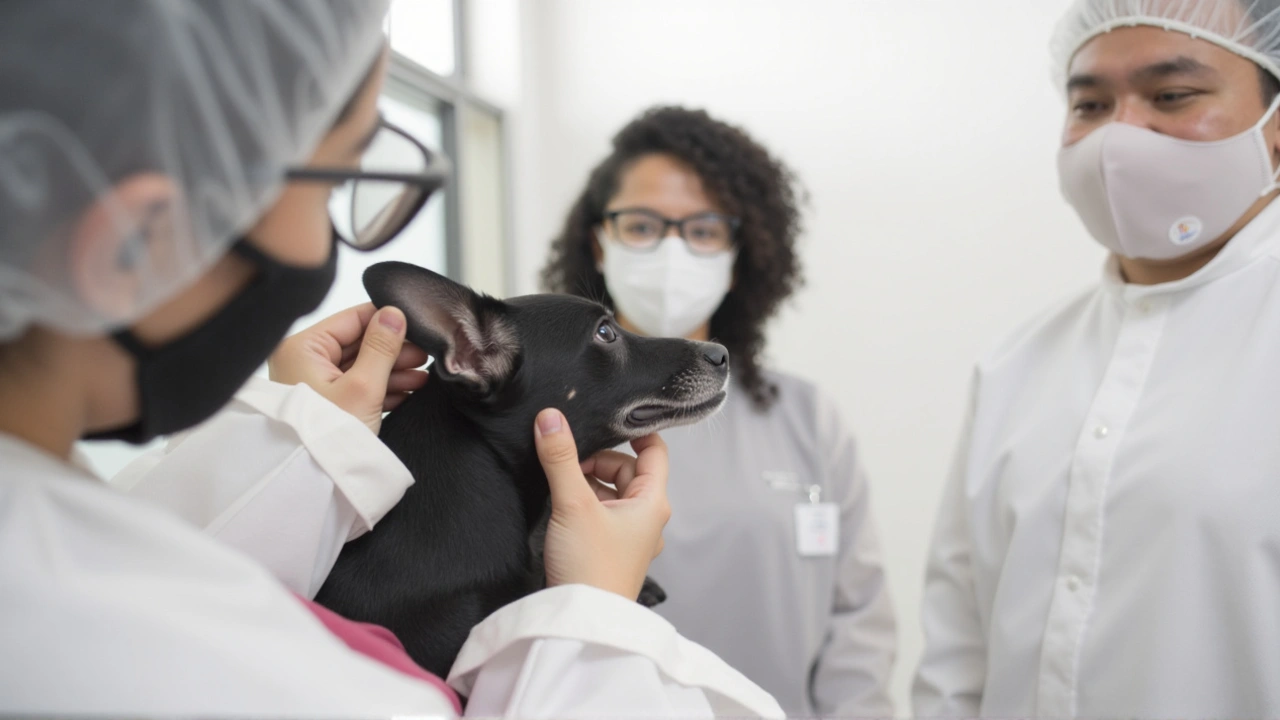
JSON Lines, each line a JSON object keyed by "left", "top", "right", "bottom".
{"left": 294, "top": 594, "right": 463, "bottom": 714}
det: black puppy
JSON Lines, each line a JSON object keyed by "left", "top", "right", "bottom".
{"left": 315, "top": 261, "right": 730, "bottom": 679}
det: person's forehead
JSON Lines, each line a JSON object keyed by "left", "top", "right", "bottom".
{"left": 617, "top": 154, "right": 701, "bottom": 188}
{"left": 1068, "top": 25, "right": 1253, "bottom": 83}
{"left": 613, "top": 154, "right": 714, "bottom": 204}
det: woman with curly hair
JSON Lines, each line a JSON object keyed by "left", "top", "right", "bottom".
{"left": 541, "top": 106, "right": 896, "bottom": 716}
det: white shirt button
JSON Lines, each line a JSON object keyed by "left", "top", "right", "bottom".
{"left": 1094, "top": 425, "right": 1110, "bottom": 439}
{"left": 1137, "top": 299, "right": 1152, "bottom": 313}
{"left": 1067, "top": 576, "right": 1081, "bottom": 592}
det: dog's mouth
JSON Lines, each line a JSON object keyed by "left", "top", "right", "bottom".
{"left": 621, "top": 390, "right": 728, "bottom": 434}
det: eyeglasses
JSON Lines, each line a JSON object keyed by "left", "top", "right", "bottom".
{"left": 604, "top": 209, "right": 740, "bottom": 256}
{"left": 286, "top": 120, "right": 449, "bottom": 251}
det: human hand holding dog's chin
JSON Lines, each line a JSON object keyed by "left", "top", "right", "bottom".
{"left": 268, "top": 303, "right": 429, "bottom": 434}
{"left": 535, "top": 409, "right": 670, "bottom": 601}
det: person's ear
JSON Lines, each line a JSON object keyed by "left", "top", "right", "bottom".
{"left": 363, "top": 261, "right": 520, "bottom": 395}
{"left": 1270, "top": 105, "right": 1280, "bottom": 170}
{"left": 68, "top": 173, "right": 178, "bottom": 323}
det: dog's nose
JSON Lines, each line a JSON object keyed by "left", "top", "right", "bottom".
{"left": 702, "top": 343, "right": 729, "bottom": 368}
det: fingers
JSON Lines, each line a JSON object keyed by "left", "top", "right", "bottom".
{"left": 343, "top": 306, "right": 408, "bottom": 401}
{"left": 267, "top": 303, "right": 425, "bottom": 436}
{"left": 582, "top": 450, "right": 639, "bottom": 496}
{"left": 340, "top": 341, "right": 428, "bottom": 374}
{"left": 313, "top": 303, "right": 379, "bottom": 353}
{"left": 394, "top": 345, "right": 430, "bottom": 370}
{"left": 274, "top": 303, "right": 385, "bottom": 377}
{"left": 591, "top": 479, "right": 620, "bottom": 503}
{"left": 386, "top": 369, "right": 429, "bottom": 394}
{"left": 338, "top": 342, "right": 360, "bottom": 370}
{"left": 624, "top": 433, "right": 670, "bottom": 500}
{"left": 535, "top": 409, "right": 594, "bottom": 510}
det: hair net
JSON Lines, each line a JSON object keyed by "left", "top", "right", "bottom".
{"left": 0, "top": 0, "right": 389, "bottom": 341}
{"left": 1052, "top": 0, "right": 1280, "bottom": 88}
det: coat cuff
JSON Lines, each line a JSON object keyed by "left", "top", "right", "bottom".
{"left": 234, "top": 376, "right": 413, "bottom": 536}
{"left": 448, "top": 584, "right": 783, "bottom": 718}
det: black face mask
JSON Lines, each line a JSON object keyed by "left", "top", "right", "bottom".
{"left": 86, "top": 235, "right": 338, "bottom": 444}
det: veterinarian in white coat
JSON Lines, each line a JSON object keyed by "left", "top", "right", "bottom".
{"left": 914, "top": 1, "right": 1280, "bottom": 717}
{"left": 0, "top": 3, "right": 780, "bottom": 717}
{"left": 541, "top": 107, "right": 897, "bottom": 717}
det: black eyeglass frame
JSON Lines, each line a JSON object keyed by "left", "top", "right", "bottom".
{"left": 603, "top": 208, "right": 742, "bottom": 255}
{"left": 285, "top": 120, "right": 450, "bottom": 252}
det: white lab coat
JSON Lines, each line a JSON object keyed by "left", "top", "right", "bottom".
{"left": 0, "top": 377, "right": 782, "bottom": 718}
{"left": 652, "top": 370, "right": 896, "bottom": 716}
{"left": 913, "top": 198, "right": 1280, "bottom": 718}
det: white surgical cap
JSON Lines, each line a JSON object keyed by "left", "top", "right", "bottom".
{"left": 1052, "top": 0, "right": 1280, "bottom": 88}
{"left": 0, "top": 0, "right": 390, "bottom": 341}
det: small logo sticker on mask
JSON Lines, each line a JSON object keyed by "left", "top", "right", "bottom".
{"left": 1169, "top": 216, "right": 1203, "bottom": 246}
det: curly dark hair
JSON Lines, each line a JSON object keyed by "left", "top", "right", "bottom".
{"left": 539, "top": 106, "right": 805, "bottom": 411}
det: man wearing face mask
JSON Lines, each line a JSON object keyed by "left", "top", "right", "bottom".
{"left": 914, "top": 1, "right": 1280, "bottom": 717}
{"left": 542, "top": 107, "right": 897, "bottom": 717}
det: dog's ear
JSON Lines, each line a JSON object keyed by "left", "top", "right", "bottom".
{"left": 363, "top": 262, "right": 519, "bottom": 394}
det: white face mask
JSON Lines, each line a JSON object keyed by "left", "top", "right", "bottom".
{"left": 1058, "top": 96, "right": 1280, "bottom": 260}
{"left": 598, "top": 232, "right": 736, "bottom": 338}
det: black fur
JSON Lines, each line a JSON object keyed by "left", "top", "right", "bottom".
{"left": 314, "top": 262, "right": 729, "bottom": 679}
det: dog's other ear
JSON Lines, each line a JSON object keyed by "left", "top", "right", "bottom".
{"left": 363, "top": 261, "right": 519, "bottom": 394}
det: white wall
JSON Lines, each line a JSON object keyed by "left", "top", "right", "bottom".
{"left": 509, "top": 0, "right": 1106, "bottom": 713}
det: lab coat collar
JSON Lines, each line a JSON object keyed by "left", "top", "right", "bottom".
{"left": 1101, "top": 196, "right": 1280, "bottom": 303}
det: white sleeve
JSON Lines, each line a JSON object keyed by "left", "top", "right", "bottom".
{"left": 911, "top": 381, "right": 987, "bottom": 716}
{"left": 121, "top": 380, "right": 783, "bottom": 718}
{"left": 119, "top": 376, "right": 413, "bottom": 598}
{"left": 808, "top": 398, "right": 897, "bottom": 717}
{"left": 453, "top": 585, "right": 785, "bottom": 719}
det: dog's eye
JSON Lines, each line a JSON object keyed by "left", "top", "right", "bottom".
{"left": 595, "top": 321, "right": 618, "bottom": 343}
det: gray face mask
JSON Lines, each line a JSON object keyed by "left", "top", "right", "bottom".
{"left": 85, "top": 235, "right": 337, "bottom": 444}
{"left": 1057, "top": 96, "right": 1280, "bottom": 261}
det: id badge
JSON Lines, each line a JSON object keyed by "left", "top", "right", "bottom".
{"left": 794, "top": 502, "right": 839, "bottom": 557}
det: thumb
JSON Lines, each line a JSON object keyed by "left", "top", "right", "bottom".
{"left": 535, "top": 409, "right": 593, "bottom": 510}
{"left": 347, "top": 306, "right": 408, "bottom": 395}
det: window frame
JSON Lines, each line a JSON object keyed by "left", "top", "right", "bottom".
{"left": 385, "top": 0, "right": 513, "bottom": 296}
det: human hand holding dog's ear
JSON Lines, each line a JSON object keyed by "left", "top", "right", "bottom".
{"left": 536, "top": 409, "right": 671, "bottom": 601}
{"left": 269, "top": 303, "right": 429, "bottom": 434}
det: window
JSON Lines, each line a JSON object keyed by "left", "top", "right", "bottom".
{"left": 458, "top": 108, "right": 507, "bottom": 295}
{"left": 382, "top": 0, "right": 511, "bottom": 296}
{"left": 387, "top": 0, "right": 457, "bottom": 78}
{"left": 301, "top": 0, "right": 513, "bottom": 322}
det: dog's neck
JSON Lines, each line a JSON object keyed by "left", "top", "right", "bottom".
{"left": 379, "top": 378, "right": 551, "bottom": 533}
